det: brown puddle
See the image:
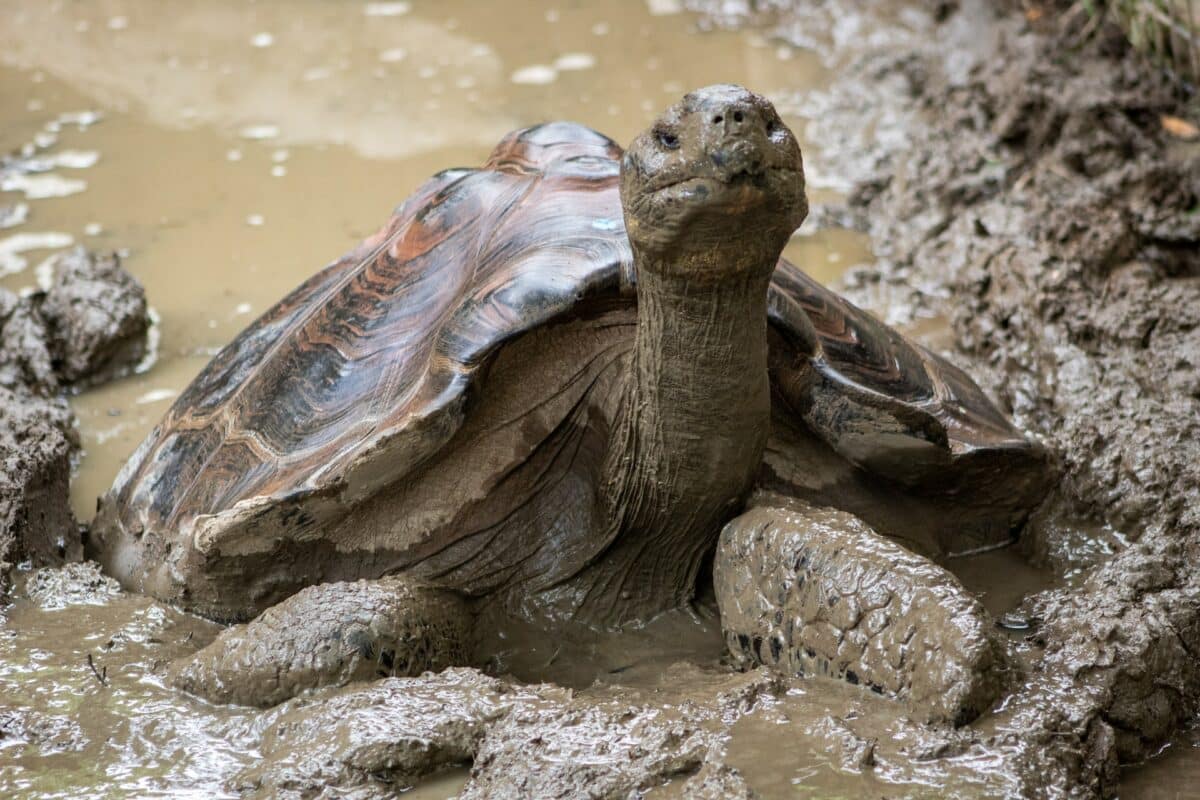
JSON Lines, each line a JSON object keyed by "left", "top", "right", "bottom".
{"left": 0, "top": 1, "right": 1070, "bottom": 798}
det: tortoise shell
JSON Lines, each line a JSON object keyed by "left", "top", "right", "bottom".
{"left": 95, "top": 123, "right": 1044, "bottom": 613}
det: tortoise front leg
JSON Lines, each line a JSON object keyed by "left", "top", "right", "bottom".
{"left": 714, "top": 494, "right": 1006, "bottom": 726}
{"left": 168, "top": 575, "right": 473, "bottom": 707}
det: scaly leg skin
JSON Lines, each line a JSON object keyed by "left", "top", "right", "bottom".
{"left": 714, "top": 493, "right": 1005, "bottom": 726}
{"left": 168, "top": 575, "right": 473, "bottom": 708}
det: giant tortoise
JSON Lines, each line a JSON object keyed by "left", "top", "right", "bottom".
{"left": 90, "top": 85, "right": 1049, "bottom": 714}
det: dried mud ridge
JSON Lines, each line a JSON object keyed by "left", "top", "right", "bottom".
{"left": 746, "top": 0, "right": 1199, "bottom": 795}
{"left": 0, "top": 246, "right": 150, "bottom": 603}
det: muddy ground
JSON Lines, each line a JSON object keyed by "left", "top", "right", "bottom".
{"left": 746, "top": 0, "right": 1200, "bottom": 794}
{"left": 0, "top": 245, "right": 149, "bottom": 602}
{"left": 2, "top": 0, "right": 1199, "bottom": 798}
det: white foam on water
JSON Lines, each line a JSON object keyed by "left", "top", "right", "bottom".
{"left": 511, "top": 65, "right": 557, "bottom": 85}
{"left": 238, "top": 124, "right": 280, "bottom": 140}
{"left": 0, "top": 231, "right": 73, "bottom": 276}
{"left": 646, "top": 0, "right": 683, "bottom": 16}
{"left": 363, "top": 2, "right": 410, "bottom": 17}
{"left": 49, "top": 150, "right": 100, "bottom": 169}
{"left": 0, "top": 203, "right": 29, "bottom": 230}
{"left": 554, "top": 53, "right": 596, "bottom": 71}
{"left": 135, "top": 388, "right": 177, "bottom": 405}
{"left": 0, "top": 173, "right": 87, "bottom": 200}
{"left": 56, "top": 110, "right": 103, "bottom": 129}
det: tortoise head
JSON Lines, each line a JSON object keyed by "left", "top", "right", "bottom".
{"left": 620, "top": 84, "right": 808, "bottom": 279}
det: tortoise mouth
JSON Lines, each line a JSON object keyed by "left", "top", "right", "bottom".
{"left": 649, "top": 165, "right": 799, "bottom": 198}
{"left": 625, "top": 160, "right": 807, "bottom": 256}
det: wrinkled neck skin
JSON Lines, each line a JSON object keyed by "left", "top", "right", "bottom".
{"left": 619, "top": 263, "right": 773, "bottom": 522}
{"left": 556, "top": 245, "right": 776, "bottom": 628}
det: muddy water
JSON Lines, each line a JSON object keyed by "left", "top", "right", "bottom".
{"left": 0, "top": 564, "right": 475, "bottom": 798}
{"left": 0, "top": 1, "right": 1058, "bottom": 798}
{"left": 0, "top": 569, "right": 245, "bottom": 797}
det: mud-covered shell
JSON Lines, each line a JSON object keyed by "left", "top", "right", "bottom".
{"left": 103, "top": 122, "right": 1043, "bottom": 548}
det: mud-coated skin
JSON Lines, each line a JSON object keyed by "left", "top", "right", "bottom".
{"left": 715, "top": 494, "right": 1004, "bottom": 725}
{"left": 89, "top": 85, "right": 1047, "bottom": 627}
{"left": 167, "top": 575, "right": 471, "bottom": 707}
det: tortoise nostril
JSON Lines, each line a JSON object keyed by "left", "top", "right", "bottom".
{"left": 733, "top": 110, "right": 744, "bottom": 123}
{"left": 713, "top": 115, "right": 723, "bottom": 124}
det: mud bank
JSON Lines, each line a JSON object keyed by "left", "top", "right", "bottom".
{"left": 705, "top": 0, "right": 1199, "bottom": 795}
{"left": 0, "top": 246, "right": 150, "bottom": 603}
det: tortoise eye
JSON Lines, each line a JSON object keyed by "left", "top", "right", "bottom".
{"left": 656, "top": 129, "right": 680, "bottom": 150}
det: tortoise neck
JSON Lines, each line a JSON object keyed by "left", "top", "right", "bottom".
{"left": 625, "top": 264, "right": 773, "bottom": 463}
{"left": 590, "top": 257, "right": 773, "bottom": 624}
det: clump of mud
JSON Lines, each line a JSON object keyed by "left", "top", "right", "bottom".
{"left": 723, "top": 0, "right": 1200, "bottom": 794}
{"left": 39, "top": 247, "right": 152, "bottom": 388}
{"left": 25, "top": 561, "right": 121, "bottom": 610}
{"left": 241, "top": 665, "right": 778, "bottom": 799}
{"left": 0, "top": 246, "right": 151, "bottom": 604}
{"left": 0, "top": 392, "right": 76, "bottom": 602}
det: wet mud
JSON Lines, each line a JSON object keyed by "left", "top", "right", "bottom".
{"left": 0, "top": 243, "right": 148, "bottom": 604}
{"left": 241, "top": 666, "right": 779, "bottom": 799}
{"left": 719, "top": 0, "right": 1200, "bottom": 795}
{"left": 0, "top": 391, "right": 74, "bottom": 603}
{"left": 2, "top": 0, "right": 1196, "bottom": 798}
